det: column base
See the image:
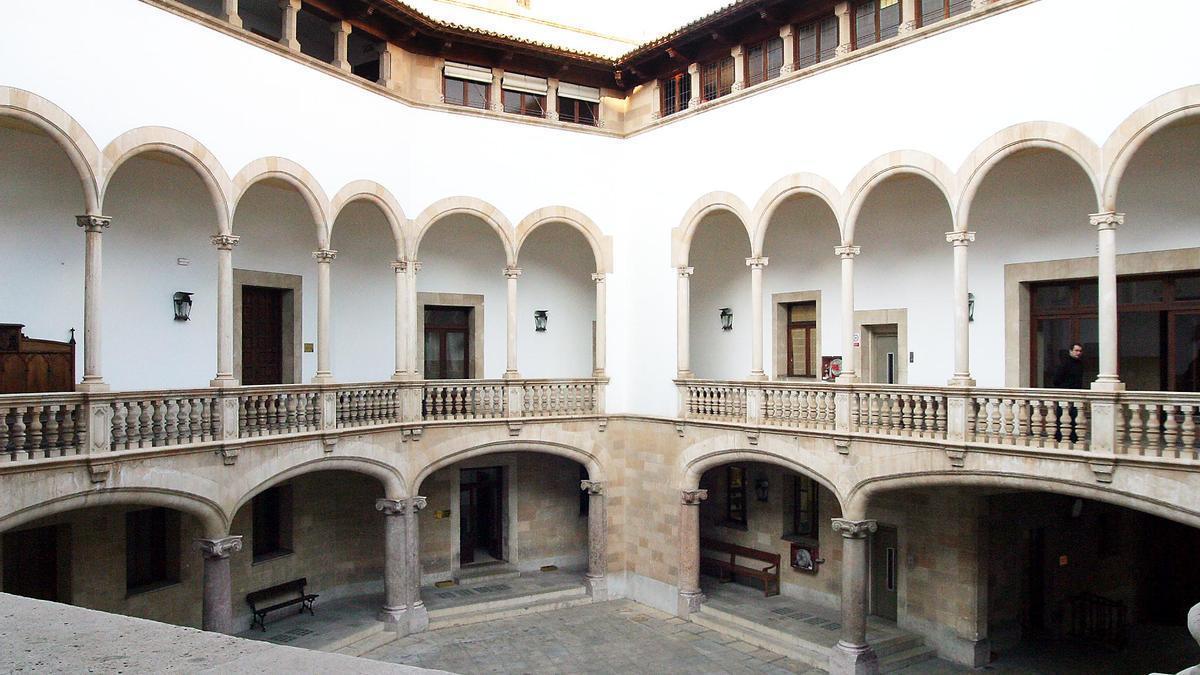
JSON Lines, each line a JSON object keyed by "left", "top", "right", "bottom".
{"left": 836, "top": 373, "right": 860, "bottom": 384}
{"left": 377, "top": 605, "right": 410, "bottom": 633}
{"left": 828, "top": 641, "right": 879, "bottom": 675}
{"left": 586, "top": 574, "right": 608, "bottom": 602}
{"left": 407, "top": 601, "right": 429, "bottom": 634}
{"left": 281, "top": 38, "right": 301, "bottom": 51}
{"left": 502, "top": 370, "right": 522, "bottom": 380}
{"left": 676, "top": 370, "right": 695, "bottom": 380}
{"left": 746, "top": 371, "right": 768, "bottom": 382}
{"left": 390, "top": 371, "right": 419, "bottom": 382}
{"left": 76, "top": 379, "right": 110, "bottom": 393}
{"left": 1091, "top": 378, "right": 1126, "bottom": 392}
{"left": 591, "top": 369, "right": 607, "bottom": 379}
{"left": 222, "top": 13, "right": 243, "bottom": 28}
{"left": 311, "top": 373, "right": 335, "bottom": 384}
{"left": 209, "top": 375, "right": 239, "bottom": 388}
{"left": 677, "top": 590, "right": 704, "bottom": 616}
{"left": 946, "top": 376, "right": 976, "bottom": 387}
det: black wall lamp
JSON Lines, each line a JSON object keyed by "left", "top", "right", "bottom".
{"left": 720, "top": 307, "right": 733, "bottom": 331}
{"left": 173, "top": 292, "right": 193, "bottom": 321}
{"left": 534, "top": 310, "right": 548, "bottom": 332}
{"left": 968, "top": 293, "right": 976, "bottom": 323}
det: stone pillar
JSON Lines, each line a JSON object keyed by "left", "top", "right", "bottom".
{"left": 899, "top": 0, "right": 918, "bottom": 32}
{"left": 377, "top": 43, "right": 401, "bottom": 90}
{"left": 835, "top": 2, "right": 853, "bottom": 54}
{"left": 407, "top": 260, "right": 422, "bottom": 377}
{"left": 491, "top": 68, "right": 504, "bottom": 112}
{"left": 677, "top": 488, "right": 708, "bottom": 615}
{"left": 580, "top": 480, "right": 608, "bottom": 600}
{"left": 331, "top": 20, "right": 352, "bottom": 72}
{"left": 279, "top": 0, "right": 301, "bottom": 52}
{"left": 731, "top": 45, "right": 746, "bottom": 91}
{"left": 391, "top": 260, "right": 409, "bottom": 380}
{"left": 504, "top": 266, "right": 522, "bottom": 378}
{"left": 211, "top": 234, "right": 240, "bottom": 387}
{"left": 221, "top": 0, "right": 242, "bottom": 27}
{"left": 687, "top": 63, "right": 700, "bottom": 108}
{"left": 312, "top": 249, "right": 337, "bottom": 383}
{"left": 946, "top": 231, "right": 975, "bottom": 386}
{"left": 1091, "top": 212, "right": 1124, "bottom": 391}
{"left": 195, "top": 536, "right": 243, "bottom": 634}
{"left": 835, "top": 245, "right": 861, "bottom": 383}
{"left": 677, "top": 266, "right": 694, "bottom": 378}
{"left": 779, "top": 24, "right": 797, "bottom": 73}
{"left": 592, "top": 273, "right": 607, "bottom": 377}
{"left": 76, "top": 215, "right": 111, "bottom": 392}
{"left": 376, "top": 498, "right": 409, "bottom": 629}
{"left": 747, "top": 256, "right": 768, "bottom": 380}
{"left": 405, "top": 496, "right": 429, "bottom": 633}
{"left": 546, "top": 78, "right": 559, "bottom": 121}
{"left": 830, "top": 519, "right": 879, "bottom": 675}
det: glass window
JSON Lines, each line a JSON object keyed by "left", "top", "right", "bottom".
{"left": 1118, "top": 278, "right": 1165, "bottom": 305}
{"left": 1176, "top": 275, "right": 1200, "bottom": 301}
{"left": 558, "top": 96, "right": 598, "bottom": 126}
{"left": 792, "top": 475, "right": 819, "bottom": 538}
{"left": 919, "top": 0, "right": 972, "bottom": 27}
{"left": 798, "top": 16, "right": 839, "bottom": 69}
{"left": 661, "top": 71, "right": 691, "bottom": 116}
{"left": 445, "top": 77, "right": 489, "bottom": 110}
{"left": 746, "top": 37, "right": 783, "bottom": 86}
{"left": 855, "top": 0, "right": 901, "bottom": 49}
{"left": 502, "top": 89, "right": 545, "bottom": 117}
{"left": 700, "top": 56, "right": 735, "bottom": 102}
{"left": 786, "top": 301, "right": 818, "bottom": 377}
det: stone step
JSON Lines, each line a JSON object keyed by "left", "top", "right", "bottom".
{"left": 453, "top": 563, "right": 521, "bottom": 584}
{"left": 872, "top": 633, "right": 925, "bottom": 659}
{"left": 879, "top": 644, "right": 938, "bottom": 673}
{"left": 427, "top": 587, "right": 591, "bottom": 629}
{"left": 691, "top": 607, "right": 829, "bottom": 670}
{"left": 314, "top": 621, "right": 386, "bottom": 655}
{"left": 334, "top": 629, "right": 398, "bottom": 657}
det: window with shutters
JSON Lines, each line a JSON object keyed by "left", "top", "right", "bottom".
{"left": 786, "top": 302, "right": 818, "bottom": 377}
{"left": 797, "top": 16, "right": 839, "bottom": 69}
{"left": 559, "top": 97, "right": 598, "bottom": 125}
{"left": 502, "top": 90, "right": 545, "bottom": 117}
{"left": 854, "top": 0, "right": 901, "bottom": 49}
{"left": 745, "top": 37, "right": 783, "bottom": 86}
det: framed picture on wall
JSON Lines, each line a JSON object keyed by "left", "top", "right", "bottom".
{"left": 790, "top": 542, "right": 821, "bottom": 573}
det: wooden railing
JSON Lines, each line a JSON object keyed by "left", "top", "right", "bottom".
{"left": 0, "top": 377, "right": 607, "bottom": 464}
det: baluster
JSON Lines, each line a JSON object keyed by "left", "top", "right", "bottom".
{"left": 1028, "top": 400, "right": 1044, "bottom": 447}
{"left": 899, "top": 395, "right": 913, "bottom": 436}
{"left": 1145, "top": 404, "right": 1163, "bottom": 456}
{"left": 985, "top": 397, "right": 1001, "bottom": 442}
{"left": 283, "top": 393, "right": 296, "bottom": 432}
{"left": 1114, "top": 401, "right": 1128, "bottom": 454}
{"left": 999, "top": 399, "right": 1014, "bottom": 441}
{"left": 27, "top": 405, "right": 43, "bottom": 458}
{"left": 0, "top": 409, "right": 10, "bottom": 460}
{"left": 111, "top": 402, "right": 128, "bottom": 450}
{"left": 254, "top": 395, "right": 267, "bottom": 435}
{"left": 41, "top": 404, "right": 60, "bottom": 456}
{"left": 238, "top": 397, "right": 250, "bottom": 437}
{"left": 1181, "top": 404, "right": 1197, "bottom": 460}
{"left": 1163, "top": 404, "right": 1180, "bottom": 458}
{"left": 11, "top": 407, "right": 28, "bottom": 461}
{"left": 134, "top": 401, "right": 150, "bottom": 448}
{"left": 1014, "top": 399, "right": 1029, "bottom": 444}
{"left": 919, "top": 396, "right": 934, "bottom": 437}
{"left": 60, "top": 405, "right": 77, "bottom": 455}
{"left": 935, "top": 397, "right": 946, "bottom": 435}
{"left": 164, "top": 399, "right": 179, "bottom": 445}
{"left": 1130, "top": 404, "right": 1147, "bottom": 454}
{"left": 175, "top": 398, "right": 191, "bottom": 443}
{"left": 1075, "top": 401, "right": 1090, "bottom": 450}
{"left": 1044, "top": 400, "right": 1062, "bottom": 449}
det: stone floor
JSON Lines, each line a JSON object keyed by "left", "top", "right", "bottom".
{"left": 422, "top": 568, "right": 585, "bottom": 613}
{"left": 237, "top": 592, "right": 385, "bottom": 651}
{"left": 362, "top": 599, "right": 826, "bottom": 674}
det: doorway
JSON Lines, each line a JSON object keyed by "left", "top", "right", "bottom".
{"left": 425, "top": 307, "right": 471, "bottom": 379}
{"left": 870, "top": 524, "right": 899, "bottom": 621}
{"left": 866, "top": 325, "right": 899, "bottom": 384}
{"left": 3, "top": 524, "right": 69, "bottom": 602}
{"left": 241, "top": 285, "right": 285, "bottom": 385}
{"left": 459, "top": 467, "right": 504, "bottom": 565}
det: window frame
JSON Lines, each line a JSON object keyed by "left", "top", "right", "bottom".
{"left": 791, "top": 475, "right": 819, "bottom": 539}
{"left": 502, "top": 89, "right": 546, "bottom": 117}
{"left": 853, "top": 0, "right": 902, "bottom": 50}
{"left": 726, "top": 465, "right": 748, "bottom": 527}
{"left": 797, "top": 15, "right": 840, "bottom": 69}
{"left": 700, "top": 56, "right": 735, "bottom": 102}
{"left": 917, "top": 0, "right": 973, "bottom": 27}
{"left": 558, "top": 95, "right": 598, "bottom": 126}
{"left": 252, "top": 484, "right": 294, "bottom": 563}
{"left": 786, "top": 302, "right": 818, "bottom": 378}
{"left": 660, "top": 71, "right": 691, "bottom": 117}
{"left": 125, "top": 507, "right": 180, "bottom": 596}
{"left": 745, "top": 36, "right": 784, "bottom": 87}
{"left": 443, "top": 76, "right": 490, "bottom": 110}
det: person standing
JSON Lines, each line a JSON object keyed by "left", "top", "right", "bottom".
{"left": 1051, "top": 343, "right": 1085, "bottom": 442}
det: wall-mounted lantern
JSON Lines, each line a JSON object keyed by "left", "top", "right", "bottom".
{"left": 534, "top": 310, "right": 548, "bottom": 332}
{"left": 173, "top": 292, "right": 193, "bottom": 321}
{"left": 719, "top": 307, "right": 733, "bottom": 331}
{"left": 755, "top": 477, "right": 769, "bottom": 502}
{"left": 968, "top": 292, "right": 975, "bottom": 323}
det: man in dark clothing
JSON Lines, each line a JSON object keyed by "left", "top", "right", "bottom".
{"left": 1052, "top": 343, "right": 1085, "bottom": 389}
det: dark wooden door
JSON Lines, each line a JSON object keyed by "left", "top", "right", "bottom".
{"left": 459, "top": 467, "right": 503, "bottom": 565}
{"left": 460, "top": 482, "right": 478, "bottom": 565}
{"left": 424, "top": 307, "right": 470, "bottom": 379}
{"left": 3, "top": 525, "right": 63, "bottom": 602}
{"left": 242, "top": 286, "right": 284, "bottom": 385}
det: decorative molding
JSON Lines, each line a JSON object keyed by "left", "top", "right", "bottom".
{"left": 945, "top": 231, "right": 976, "bottom": 246}
{"left": 746, "top": 429, "right": 759, "bottom": 445}
{"left": 375, "top": 498, "right": 406, "bottom": 516}
{"left": 677, "top": 266, "right": 695, "bottom": 278}
{"left": 831, "top": 518, "right": 878, "bottom": 538}
{"left": 503, "top": 266, "right": 523, "bottom": 279}
{"left": 218, "top": 446, "right": 239, "bottom": 465}
{"left": 1089, "top": 460, "right": 1115, "bottom": 484}
{"left": 411, "top": 496, "right": 428, "bottom": 512}
{"left": 674, "top": 421, "right": 686, "bottom": 437}
{"left": 946, "top": 447, "right": 966, "bottom": 468}
{"left": 76, "top": 215, "right": 112, "bottom": 233}
{"left": 312, "top": 248, "right": 338, "bottom": 262}
{"left": 87, "top": 462, "right": 111, "bottom": 484}
{"left": 834, "top": 245, "right": 861, "bottom": 259}
{"left": 507, "top": 420, "right": 522, "bottom": 436}
{"left": 580, "top": 480, "right": 605, "bottom": 495}
{"left": 195, "top": 535, "right": 243, "bottom": 559}
{"left": 681, "top": 488, "right": 708, "bottom": 505}
{"left": 1089, "top": 212, "right": 1125, "bottom": 231}
{"left": 745, "top": 256, "right": 769, "bottom": 269}
{"left": 834, "top": 437, "right": 850, "bottom": 455}
{"left": 210, "top": 234, "right": 241, "bottom": 250}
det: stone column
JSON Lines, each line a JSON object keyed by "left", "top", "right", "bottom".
{"left": 491, "top": 68, "right": 504, "bottom": 112}
{"left": 687, "top": 63, "right": 700, "bottom": 108}
{"left": 375, "top": 498, "right": 409, "bottom": 629}
{"left": 676, "top": 266, "right": 695, "bottom": 378}
{"left": 279, "top": 0, "right": 301, "bottom": 52}
{"left": 405, "top": 496, "right": 429, "bottom": 633}
{"left": 221, "top": 0, "right": 242, "bottom": 27}
{"left": 835, "top": 2, "right": 853, "bottom": 54}
{"left": 835, "top": 245, "right": 861, "bottom": 383}
{"left": 407, "top": 261, "right": 422, "bottom": 377}
{"left": 546, "top": 78, "right": 559, "bottom": 121}
{"left": 731, "top": 45, "right": 746, "bottom": 91}
{"left": 747, "top": 256, "right": 768, "bottom": 380}
{"left": 504, "top": 266, "right": 522, "bottom": 378}
{"left": 211, "top": 234, "right": 240, "bottom": 387}
{"left": 195, "top": 536, "right": 243, "bottom": 634}
{"left": 830, "top": 519, "right": 879, "bottom": 675}
{"left": 391, "top": 260, "right": 409, "bottom": 380}
{"left": 779, "top": 24, "right": 797, "bottom": 73}
{"left": 899, "top": 0, "right": 919, "bottom": 33}
{"left": 312, "top": 248, "right": 337, "bottom": 383}
{"left": 76, "top": 215, "right": 111, "bottom": 392}
{"left": 1091, "top": 212, "right": 1124, "bottom": 391}
{"left": 331, "top": 20, "right": 352, "bottom": 72}
{"left": 677, "top": 488, "right": 708, "bottom": 615}
{"left": 946, "top": 231, "right": 975, "bottom": 386}
{"left": 579, "top": 480, "right": 608, "bottom": 600}
{"left": 592, "top": 273, "right": 607, "bottom": 377}
{"left": 377, "top": 43, "right": 401, "bottom": 90}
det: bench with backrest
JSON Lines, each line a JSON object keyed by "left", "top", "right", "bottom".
{"left": 699, "top": 537, "right": 780, "bottom": 597}
{"left": 246, "top": 577, "right": 318, "bottom": 630}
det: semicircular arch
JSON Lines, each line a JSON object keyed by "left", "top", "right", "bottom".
{"left": 1102, "top": 85, "right": 1200, "bottom": 212}
{"left": 678, "top": 445, "right": 846, "bottom": 513}
{"left": 751, "top": 173, "right": 844, "bottom": 255}
{"left": 0, "top": 487, "right": 227, "bottom": 539}
{"left": 411, "top": 196, "right": 516, "bottom": 265}
{"left": 673, "top": 191, "right": 753, "bottom": 268}
{"left": 842, "top": 151, "right": 957, "bottom": 245}
{"left": 0, "top": 86, "right": 101, "bottom": 214}
{"left": 412, "top": 440, "right": 605, "bottom": 495}
{"left": 329, "top": 179, "right": 408, "bottom": 257}
{"left": 229, "top": 456, "right": 407, "bottom": 517}
{"left": 514, "top": 205, "right": 613, "bottom": 274}
{"left": 232, "top": 157, "right": 331, "bottom": 248}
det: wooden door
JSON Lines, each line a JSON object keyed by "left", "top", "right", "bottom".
{"left": 424, "top": 307, "right": 470, "bottom": 379}
{"left": 870, "top": 525, "right": 899, "bottom": 621}
{"left": 459, "top": 482, "right": 477, "bottom": 565}
{"left": 3, "top": 525, "right": 63, "bottom": 602}
{"left": 242, "top": 286, "right": 284, "bottom": 385}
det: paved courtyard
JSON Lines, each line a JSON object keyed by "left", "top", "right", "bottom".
{"left": 361, "top": 600, "right": 824, "bottom": 674}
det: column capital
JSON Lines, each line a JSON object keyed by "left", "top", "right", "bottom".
{"left": 834, "top": 1, "right": 851, "bottom": 17}
{"left": 681, "top": 488, "right": 708, "bottom": 505}
{"left": 331, "top": 19, "right": 351, "bottom": 34}
{"left": 312, "top": 248, "right": 338, "bottom": 262}
{"left": 76, "top": 215, "right": 112, "bottom": 232}
{"left": 211, "top": 234, "right": 241, "bottom": 250}
{"left": 779, "top": 24, "right": 796, "bottom": 39}
{"left": 1090, "top": 212, "right": 1125, "bottom": 231}
{"left": 591, "top": 272, "right": 606, "bottom": 284}
{"left": 945, "top": 230, "right": 976, "bottom": 246}
{"left": 503, "top": 266, "right": 523, "bottom": 279}
{"left": 834, "top": 244, "right": 861, "bottom": 259}
{"left": 730, "top": 45, "right": 744, "bottom": 58}
{"left": 832, "top": 518, "right": 877, "bottom": 539}
{"left": 687, "top": 62, "right": 700, "bottom": 75}
{"left": 195, "top": 536, "right": 243, "bottom": 559}
{"left": 580, "top": 480, "right": 606, "bottom": 495}
{"left": 391, "top": 259, "right": 407, "bottom": 272}
{"left": 745, "top": 256, "right": 769, "bottom": 269}
{"left": 677, "top": 266, "right": 695, "bottom": 278}
{"left": 410, "top": 495, "right": 428, "bottom": 512}
{"left": 375, "top": 498, "right": 406, "bottom": 516}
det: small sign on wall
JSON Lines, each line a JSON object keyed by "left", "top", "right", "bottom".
{"left": 852, "top": 332, "right": 861, "bottom": 348}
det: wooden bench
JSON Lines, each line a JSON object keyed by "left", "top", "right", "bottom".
{"left": 246, "top": 577, "right": 318, "bottom": 630}
{"left": 699, "top": 537, "right": 780, "bottom": 597}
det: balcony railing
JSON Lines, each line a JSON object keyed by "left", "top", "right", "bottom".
{"left": 0, "top": 378, "right": 607, "bottom": 465}
{"left": 677, "top": 379, "right": 1200, "bottom": 464}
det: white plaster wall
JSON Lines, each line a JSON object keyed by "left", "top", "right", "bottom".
{"left": 0, "top": 0, "right": 1197, "bottom": 406}
{"left": 330, "top": 201, "right": 398, "bottom": 383}
{"left": 690, "top": 213, "right": 752, "bottom": 380}
{"left": 516, "top": 223, "right": 596, "bottom": 378}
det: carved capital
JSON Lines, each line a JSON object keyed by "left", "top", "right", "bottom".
{"left": 745, "top": 256, "right": 768, "bottom": 269}
{"left": 410, "top": 496, "right": 428, "bottom": 512}
{"left": 779, "top": 24, "right": 795, "bottom": 39}
{"left": 312, "top": 248, "right": 338, "bottom": 262}
{"left": 195, "top": 536, "right": 243, "bottom": 559}
{"left": 677, "top": 266, "right": 695, "bottom": 278}
{"left": 834, "top": 244, "right": 861, "bottom": 259}
{"left": 591, "top": 272, "right": 606, "bottom": 284}
{"left": 779, "top": 63, "right": 795, "bottom": 74}
{"left": 1089, "top": 212, "right": 1124, "bottom": 231}
{"left": 580, "top": 480, "right": 605, "bottom": 495}
{"left": 503, "top": 266, "right": 523, "bottom": 280}
{"left": 831, "top": 518, "right": 877, "bottom": 539}
{"left": 681, "top": 488, "right": 708, "bottom": 505}
{"left": 76, "top": 215, "right": 112, "bottom": 232}
{"left": 945, "top": 231, "right": 976, "bottom": 246}
{"left": 411, "top": 260, "right": 422, "bottom": 273}
{"left": 391, "top": 259, "right": 408, "bottom": 272}
{"left": 376, "top": 498, "right": 406, "bottom": 516}
{"left": 210, "top": 234, "right": 241, "bottom": 250}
